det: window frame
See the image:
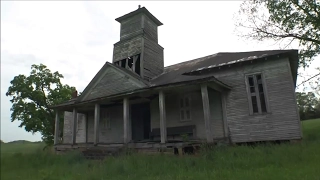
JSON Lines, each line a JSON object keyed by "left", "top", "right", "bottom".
{"left": 101, "top": 110, "right": 111, "bottom": 129}
{"left": 179, "top": 95, "right": 192, "bottom": 122}
{"left": 245, "top": 72, "right": 269, "bottom": 115}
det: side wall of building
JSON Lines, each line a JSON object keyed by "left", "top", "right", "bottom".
{"left": 210, "top": 58, "right": 301, "bottom": 143}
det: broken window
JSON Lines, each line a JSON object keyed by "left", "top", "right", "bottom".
{"left": 128, "top": 57, "right": 133, "bottom": 68}
{"left": 114, "top": 54, "right": 141, "bottom": 75}
{"left": 246, "top": 73, "right": 268, "bottom": 114}
{"left": 180, "top": 96, "right": 192, "bottom": 121}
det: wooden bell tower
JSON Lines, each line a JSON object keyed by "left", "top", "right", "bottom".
{"left": 112, "top": 6, "right": 164, "bottom": 81}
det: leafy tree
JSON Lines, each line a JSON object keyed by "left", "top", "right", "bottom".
{"left": 6, "top": 64, "right": 76, "bottom": 145}
{"left": 296, "top": 92, "right": 320, "bottom": 120}
{"left": 235, "top": 0, "right": 320, "bottom": 67}
{"left": 309, "top": 67, "right": 320, "bottom": 96}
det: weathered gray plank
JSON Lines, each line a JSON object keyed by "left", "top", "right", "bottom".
{"left": 94, "top": 104, "right": 100, "bottom": 145}
{"left": 83, "top": 66, "right": 146, "bottom": 101}
{"left": 54, "top": 111, "right": 60, "bottom": 145}
{"left": 123, "top": 98, "right": 130, "bottom": 143}
{"left": 221, "top": 92, "right": 229, "bottom": 137}
{"left": 72, "top": 108, "right": 78, "bottom": 145}
{"left": 201, "top": 84, "right": 213, "bottom": 143}
{"left": 159, "top": 91, "right": 167, "bottom": 143}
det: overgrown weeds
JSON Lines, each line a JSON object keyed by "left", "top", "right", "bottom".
{"left": 1, "top": 119, "right": 320, "bottom": 180}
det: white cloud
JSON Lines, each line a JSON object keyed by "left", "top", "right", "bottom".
{"left": 1, "top": 1, "right": 319, "bottom": 142}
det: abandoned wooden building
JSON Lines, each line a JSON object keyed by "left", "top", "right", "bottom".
{"left": 51, "top": 7, "right": 302, "bottom": 154}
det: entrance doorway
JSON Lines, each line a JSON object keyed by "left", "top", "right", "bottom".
{"left": 131, "top": 102, "right": 151, "bottom": 142}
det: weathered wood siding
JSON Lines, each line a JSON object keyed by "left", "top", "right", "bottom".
{"left": 142, "top": 37, "right": 164, "bottom": 80}
{"left": 150, "top": 90, "right": 224, "bottom": 140}
{"left": 210, "top": 58, "right": 301, "bottom": 143}
{"left": 120, "top": 14, "right": 142, "bottom": 41}
{"left": 143, "top": 14, "right": 158, "bottom": 43}
{"left": 87, "top": 106, "right": 124, "bottom": 143}
{"left": 83, "top": 66, "right": 146, "bottom": 101}
{"left": 63, "top": 111, "right": 72, "bottom": 144}
{"left": 76, "top": 113, "right": 86, "bottom": 143}
{"left": 63, "top": 111, "right": 86, "bottom": 144}
{"left": 113, "top": 35, "right": 143, "bottom": 62}
{"left": 208, "top": 89, "right": 225, "bottom": 138}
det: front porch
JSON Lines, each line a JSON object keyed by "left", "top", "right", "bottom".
{"left": 54, "top": 140, "right": 206, "bottom": 157}
{"left": 53, "top": 80, "right": 231, "bottom": 154}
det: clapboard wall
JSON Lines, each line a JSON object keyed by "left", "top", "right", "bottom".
{"left": 208, "top": 57, "right": 301, "bottom": 143}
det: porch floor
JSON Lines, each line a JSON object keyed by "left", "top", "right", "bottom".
{"left": 55, "top": 140, "right": 204, "bottom": 151}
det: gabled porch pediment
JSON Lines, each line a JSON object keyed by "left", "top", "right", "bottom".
{"left": 79, "top": 62, "right": 149, "bottom": 102}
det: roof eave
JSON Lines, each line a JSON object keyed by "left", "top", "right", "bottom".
{"left": 115, "top": 7, "right": 163, "bottom": 26}
{"left": 50, "top": 76, "right": 231, "bottom": 109}
{"left": 183, "top": 50, "right": 299, "bottom": 75}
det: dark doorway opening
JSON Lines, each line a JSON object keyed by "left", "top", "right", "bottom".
{"left": 131, "top": 103, "right": 151, "bottom": 142}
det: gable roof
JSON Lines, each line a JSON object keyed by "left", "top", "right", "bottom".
{"left": 151, "top": 49, "right": 299, "bottom": 87}
{"left": 78, "top": 62, "right": 148, "bottom": 102}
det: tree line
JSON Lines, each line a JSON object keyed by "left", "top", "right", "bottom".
{"left": 296, "top": 92, "right": 320, "bottom": 120}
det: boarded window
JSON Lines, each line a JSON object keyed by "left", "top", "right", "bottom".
{"left": 246, "top": 73, "right": 268, "bottom": 114}
{"left": 180, "top": 96, "right": 192, "bottom": 121}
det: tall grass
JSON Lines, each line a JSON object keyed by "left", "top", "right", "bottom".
{"left": 1, "top": 119, "right": 320, "bottom": 180}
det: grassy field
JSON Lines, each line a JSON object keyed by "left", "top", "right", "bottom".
{"left": 1, "top": 119, "right": 320, "bottom": 180}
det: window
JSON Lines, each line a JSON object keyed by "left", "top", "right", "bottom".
{"left": 180, "top": 96, "right": 192, "bottom": 121}
{"left": 101, "top": 111, "right": 111, "bottom": 129}
{"left": 246, "top": 73, "right": 268, "bottom": 114}
{"left": 114, "top": 54, "right": 141, "bottom": 75}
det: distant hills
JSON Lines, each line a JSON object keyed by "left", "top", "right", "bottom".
{"left": 1, "top": 140, "right": 42, "bottom": 144}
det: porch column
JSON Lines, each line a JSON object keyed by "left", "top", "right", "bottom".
{"left": 221, "top": 92, "right": 229, "bottom": 137}
{"left": 85, "top": 113, "right": 89, "bottom": 143}
{"left": 159, "top": 91, "right": 167, "bottom": 143}
{"left": 201, "top": 84, "right": 213, "bottom": 143}
{"left": 123, "top": 98, "right": 130, "bottom": 143}
{"left": 94, "top": 104, "right": 100, "bottom": 145}
{"left": 72, "top": 108, "right": 78, "bottom": 145}
{"left": 54, "top": 110, "right": 60, "bottom": 145}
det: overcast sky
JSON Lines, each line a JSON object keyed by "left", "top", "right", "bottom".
{"left": 1, "top": 1, "right": 319, "bottom": 142}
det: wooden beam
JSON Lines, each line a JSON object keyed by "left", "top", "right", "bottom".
{"left": 84, "top": 113, "right": 88, "bottom": 143}
{"left": 54, "top": 111, "right": 60, "bottom": 145}
{"left": 123, "top": 98, "right": 130, "bottom": 143}
{"left": 133, "top": 55, "right": 138, "bottom": 72}
{"left": 201, "top": 84, "right": 213, "bottom": 143}
{"left": 72, "top": 108, "right": 78, "bottom": 145}
{"left": 159, "top": 91, "right": 167, "bottom": 144}
{"left": 125, "top": 58, "right": 129, "bottom": 69}
{"left": 94, "top": 104, "right": 100, "bottom": 145}
{"left": 221, "top": 92, "right": 229, "bottom": 138}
